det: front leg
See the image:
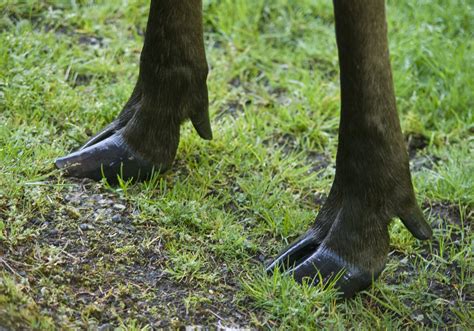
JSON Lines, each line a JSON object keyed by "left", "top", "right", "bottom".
{"left": 55, "top": 0, "right": 211, "bottom": 182}
{"left": 267, "top": 0, "right": 432, "bottom": 297}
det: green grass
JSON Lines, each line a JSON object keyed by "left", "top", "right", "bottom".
{"left": 0, "top": 0, "right": 473, "bottom": 329}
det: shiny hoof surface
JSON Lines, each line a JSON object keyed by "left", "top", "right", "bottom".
{"left": 266, "top": 231, "right": 381, "bottom": 298}
{"left": 55, "top": 132, "right": 159, "bottom": 183}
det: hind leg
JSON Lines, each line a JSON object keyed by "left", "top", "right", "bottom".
{"left": 267, "top": 0, "right": 432, "bottom": 297}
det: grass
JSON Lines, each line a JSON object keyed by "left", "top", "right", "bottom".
{"left": 0, "top": 0, "right": 472, "bottom": 329}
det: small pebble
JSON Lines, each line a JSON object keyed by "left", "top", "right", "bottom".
{"left": 113, "top": 203, "right": 126, "bottom": 211}
{"left": 98, "top": 323, "right": 114, "bottom": 331}
{"left": 30, "top": 218, "right": 42, "bottom": 226}
{"left": 79, "top": 223, "right": 94, "bottom": 231}
{"left": 111, "top": 214, "right": 122, "bottom": 223}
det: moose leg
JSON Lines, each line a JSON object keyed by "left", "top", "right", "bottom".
{"left": 55, "top": 0, "right": 211, "bottom": 182}
{"left": 267, "top": 0, "right": 432, "bottom": 297}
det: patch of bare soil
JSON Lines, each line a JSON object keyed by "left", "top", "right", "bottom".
{"left": 381, "top": 201, "right": 472, "bottom": 327}
{"left": 3, "top": 179, "right": 252, "bottom": 329}
{"left": 405, "top": 133, "right": 441, "bottom": 171}
{"left": 406, "top": 133, "right": 429, "bottom": 159}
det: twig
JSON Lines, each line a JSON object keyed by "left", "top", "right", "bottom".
{"left": 0, "top": 257, "right": 22, "bottom": 278}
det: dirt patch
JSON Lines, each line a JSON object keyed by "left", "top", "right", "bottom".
{"left": 2, "top": 179, "right": 252, "bottom": 329}
{"left": 380, "top": 200, "right": 472, "bottom": 327}
{"left": 404, "top": 133, "right": 441, "bottom": 171}
{"left": 66, "top": 72, "right": 94, "bottom": 87}
{"left": 78, "top": 35, "right": 104, "bottom": 47}
{"left": 272, "top": 132, "right": 299, "bottom": 155}
{"left": 405, "top": 133, "right": 429, "bottom": 159}
{"left": 410, "top": 154, "right": 441, "bottom": 171}
{"left": 307, "top": 151, "right": 331, "bottom": 175}
{"left": 215, "top": 100, "right": 246, "bottom": 120}
{"left": 423, "top": 201, "right": 466, "bottom": 227}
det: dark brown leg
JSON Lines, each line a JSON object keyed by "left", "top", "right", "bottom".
{"left": 267, "top": 0, "right": 432, "bottom": 297}
{"left": 55, "top": 0, "right": 211, "bottom": 182}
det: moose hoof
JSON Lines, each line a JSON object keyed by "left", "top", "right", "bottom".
{"left": 55, "top": 132, "right": 161, "bottom": 183}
